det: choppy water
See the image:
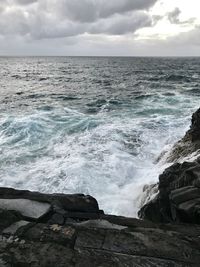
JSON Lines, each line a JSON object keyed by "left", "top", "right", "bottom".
{"left": 0, "top": 57, "right": 199, "bottom": 216}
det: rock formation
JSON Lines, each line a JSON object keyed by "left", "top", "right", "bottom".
{"left": 139, "top": 108, "right": 200, "bottom": 225}
{"left": 139, "top": 158, "right": 200, "bottom": 224}
{"left": 166, "top": 108, "right": 200, "bottom": 163}
{"left": 0, "top": 187, "right": 200, "bottom": 266}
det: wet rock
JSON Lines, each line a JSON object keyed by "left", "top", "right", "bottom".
{"left": 74, "top": 219, "right": 127, "bottom": 230}
{"left": 0, "top": 258, "right": 10, "bottom": 267}
{"left": 0, "top": 187, "right": 99, "bottom": 213}
{"left": 0, "top": 209, "right": 22, "bottom": 231}
{"left": 75, "top": 249, "right": 189, "bottom": 267}
{"left": 187, "top": 107, "right": 200, "bottom": 142}
{"left": 0, "top": 199, "right": 51, "bottom": 220}
{"left": 166, "top": 108, "right": 200, "bottom": 162}
{"left": 3, "top": 221, "right": 30, "bottom": 235}
{"left": 139, "top": 157, "right": 200, "bottom": 224}
{"left": 0, "top": 186, "right": 200, "bottom": 266}
{"left": 48, "top": 213, "right": 65, "bottom": 225}
{"left": 140, "top": 108, "right": 200, "bottom": 224}
{"left": 140, "top": 183, "right": 159, "bottom": 207}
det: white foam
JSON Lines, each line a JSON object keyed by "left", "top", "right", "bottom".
{"left": 0, "top": 101, "right": 199, "bottom": 217}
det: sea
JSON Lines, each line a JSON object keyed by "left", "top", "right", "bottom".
{"left": 0, "top": 56, "right": 199, "bottom": 217}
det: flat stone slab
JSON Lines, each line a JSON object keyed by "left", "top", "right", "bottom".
{"left": 76, "top": 219, "right": 127, "bottom": 230}
{"left": 0, "top": 199, "right": 51, "bottom": 219}
{"left": 3, "top": 221, "right": 30, "bottom": 235}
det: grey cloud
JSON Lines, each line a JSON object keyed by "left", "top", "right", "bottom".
{"left": 0, "top": 1, "right": 8, "bottom": 12}
{"left": 167, "top": 7, "right": 196, "bottom": 25}
{"left": 170, "top": 25, "right": 200, "bottom": 46}
{"left": 98, "top": 0, "right": 156, "bottom": 19}
{"left": 0, "top": 8, "right": 29, "bottom": 35}
{"left": 0, "top": 0, "right": 157, "bottom": 39}
{"left": 168, "top": 7, "right": 181, "bottom": 24}
{"left": 29, "top": 11, "right": 152, "bottom": 39}
{"left": 30, "top": 18, "right": 85, "bottom": 39}
{"left": 89, "top": 12, "right": 152, "bottom": 35}
{"left": 14, "top": 0, "right": 37, "bottom": 5}
{"left": 42, "top": 0, "right": 157, "bottom": 23}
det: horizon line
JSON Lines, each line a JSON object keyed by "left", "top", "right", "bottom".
{"left": 0, "top": 55, "right": 200, "bottom": 58}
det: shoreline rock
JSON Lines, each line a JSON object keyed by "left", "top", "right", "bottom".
{"left": 0, "top": 187, "right": 200, "bottom": 266}
{"left": 139, "top": 108, "right": 200, "bottom": 225}
{"left": 166, "top": 108, "right": 200, "bottom": 163}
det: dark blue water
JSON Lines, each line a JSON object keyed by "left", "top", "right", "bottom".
{"left": 0, "top": 57, "right": 199, "bottom": 216}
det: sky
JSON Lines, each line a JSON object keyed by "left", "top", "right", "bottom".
{"left": 0, "top": 0, "right": 200, "bottom": 56}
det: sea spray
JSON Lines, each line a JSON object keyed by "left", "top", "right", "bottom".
{"left": 0, "top": 57, "right": 199, "bottom": 216}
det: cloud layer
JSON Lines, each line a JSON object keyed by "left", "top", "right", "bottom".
{"left": 0, "top": 0, "right": 156, "bottom": 39}
{"left": 0, "top": 0, "right": 199, "bottom": 56}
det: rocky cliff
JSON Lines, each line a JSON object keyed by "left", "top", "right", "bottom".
{"left": 139, "top": 108, "right": 200, "bottom": 225}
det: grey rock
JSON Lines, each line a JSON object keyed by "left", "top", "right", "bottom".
{"left": 0, "top": 199, "right": 51, "bottom": 220}
{"left": 75, "top": 249, "right": 191, "bottom": 267}
{"left": 0, "top": 188, "right": 199, "bottom": 266}
{"left": 48, "top": 213, "right": 65, "bottom": 225}
{"left": 165, "top": 108, "right": 200, "bottom": 163}
{"left": 139, "top": 108, "right": 200, "bottom": 224}
{"left": 3, "top": 221, "right": 30, "bottom": 235}
{"left": 139, "top": 157, "right": 200, "bottom": 224}
{"left": 0, "top": 258, "right": 11, "bottom": 267}
{"left": 75, "top": 219, "right": 127, "bottom": 230}
{"left": 0, "top": 187, "right": 99, "bottom": 213}
{"left": 0, "top": 209, "right": 21, "bottom": 231}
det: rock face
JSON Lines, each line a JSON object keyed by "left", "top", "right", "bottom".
{"left": 139, "top": 108, "right": 200, "bottom": 224}
{"left": 0, "top": 187, "right": 200, "bottom": 266}
{"left": 166, "top": 108, "right": 200, "bottom": 162}
{"left": 139, "top": 158, "right": 200, "bottom": 223}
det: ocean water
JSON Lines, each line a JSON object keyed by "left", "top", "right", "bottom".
{"left": 0, "top": 57, "right": 199, "bottom": 217}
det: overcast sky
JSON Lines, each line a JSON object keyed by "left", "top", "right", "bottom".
{"left": 0, "top": 0, "right": 200, "bottom": 56}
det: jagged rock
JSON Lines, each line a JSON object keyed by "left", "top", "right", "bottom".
{"left": 139, "top": 157, "right": 200, "bottom": 224}
{"left": 140, "top": 183, "right": 159, "bottom": 208}
{"left": 187, "top": 107, "right": 200, "bottom": 141}
{"left": 166, "top": 108, "right": 200, "bottom": 162}
{"left": 139, "top": 108, "right": 200, "bottom": 224}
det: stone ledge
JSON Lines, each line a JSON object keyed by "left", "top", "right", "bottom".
{"left": 0, "top": 187, "right": 199, "bottom": 266}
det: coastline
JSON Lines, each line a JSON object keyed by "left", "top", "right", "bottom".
{"left": 0, "top": 108, "right": 200, "bottom": 266}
